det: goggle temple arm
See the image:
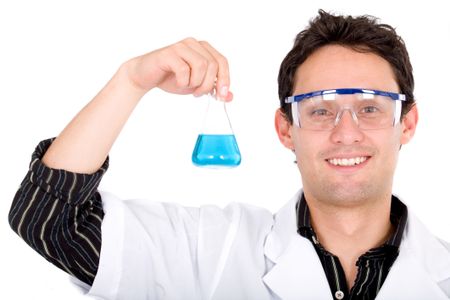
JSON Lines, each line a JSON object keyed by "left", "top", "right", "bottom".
{"left": 292, "top": 102, "right": 300, "bottom": 127}
{"left": 393, "top": 100, "right": 403, "bottom": 126}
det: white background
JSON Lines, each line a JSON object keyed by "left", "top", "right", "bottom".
{"left": 1, "top": 0, "right": 449, "bottom": 299}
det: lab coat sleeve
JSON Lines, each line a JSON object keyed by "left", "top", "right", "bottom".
{"left": 85, "top": 191, "right": 246, "bottom": 300}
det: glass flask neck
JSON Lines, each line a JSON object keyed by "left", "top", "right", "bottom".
{"left": 200, "top": 97, "right": 234, "bottom": 135}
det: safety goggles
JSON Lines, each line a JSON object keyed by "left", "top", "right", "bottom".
{"left": 285, "top": 88, "right": 406, "bottom": 130}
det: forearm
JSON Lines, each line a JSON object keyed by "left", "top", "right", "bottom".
{"left": 42, "top": 59, "right": 146, "bottom": 174}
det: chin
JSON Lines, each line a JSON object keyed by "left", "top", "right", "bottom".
{"left": 314, "top": 181, "right": 378, "bottom": 207}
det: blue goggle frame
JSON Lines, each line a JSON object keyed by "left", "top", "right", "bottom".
{"left": 285, "top": 88, "right": 406, "bottom": 104}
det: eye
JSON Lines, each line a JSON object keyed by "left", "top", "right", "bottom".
{"left": 360, "top": 106, "right": 380, "bottom": 114}
{"left": 311, "top": 109, "right": 333, "bottom": 117}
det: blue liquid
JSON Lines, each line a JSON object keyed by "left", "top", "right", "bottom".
{"left": 192, "top": 134, "right": 241, "bottom": 167}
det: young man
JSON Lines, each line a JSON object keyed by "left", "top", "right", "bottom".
{"left": 9, "top": 10, "right": 450, "bottom": 299}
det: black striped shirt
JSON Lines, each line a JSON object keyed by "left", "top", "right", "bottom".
{"left": 8, "top": 138, "right": 107, "bottom": 285}
{"left": 296, "top": 194, "right": 408, "bottom": 300}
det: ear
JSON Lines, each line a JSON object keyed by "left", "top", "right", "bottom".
{"left": 275, "top": 109, "right": 295, "bottom": 150}
{"left": 400, "top": 104, "right": 419, "bottom": 145}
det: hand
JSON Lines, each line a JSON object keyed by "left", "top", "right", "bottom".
{"left": 126, "top": 37, "right": 233, "bottom": 101}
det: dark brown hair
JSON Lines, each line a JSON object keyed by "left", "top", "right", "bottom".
{"left": 278, "top": 9, "right": 415, "bottom": 123}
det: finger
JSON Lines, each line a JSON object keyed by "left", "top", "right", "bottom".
{"left": 182, "top": 38, "right": 218, "bottom": 96}
{"left": 224, "top": 90, "right": 234, "bottom": 102}
{"left": 161, "top": 53, "right": 192, "bottom": 89}
{"left": 172, "top": 40, "right": 209, "bottom": 89}
{"left": 199, "top": 41, "right": 230, "bottom": 99}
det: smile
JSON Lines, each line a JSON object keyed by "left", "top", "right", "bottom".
{"left": 327, "top": 156, "right": 369, "bottom": 167}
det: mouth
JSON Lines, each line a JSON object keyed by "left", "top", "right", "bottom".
{"left": 326, "top": 156, "right": 371, "bottom": 167}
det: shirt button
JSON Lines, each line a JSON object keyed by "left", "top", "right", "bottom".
{"left": 335, "top": 290, "right": 345, "bottom": 299}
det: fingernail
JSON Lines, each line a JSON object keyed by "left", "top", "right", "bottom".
{"left": 220, "top": 86, "right": 228, "bottom": 97}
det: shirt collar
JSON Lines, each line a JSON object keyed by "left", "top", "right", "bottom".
{"left": 296, "top": 193, "right": 408, "bottom": 248}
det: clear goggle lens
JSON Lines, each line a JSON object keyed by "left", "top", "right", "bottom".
{"left": 286, "top": 89, "right": 405, "bottom": 130}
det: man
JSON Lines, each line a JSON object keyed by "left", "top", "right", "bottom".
{"left": 9, "top": 10, "right": 450, "bottom": 299}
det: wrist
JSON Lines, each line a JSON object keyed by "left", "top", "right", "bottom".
{"left": 117, "top": 58, "right": 151, "bottom": 99}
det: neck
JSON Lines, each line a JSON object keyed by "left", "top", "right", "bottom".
{"left": 304, "top": 190, "right": 393, "bottom": 288}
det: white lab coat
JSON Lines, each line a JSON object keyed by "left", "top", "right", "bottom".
{"left": 82, "top": 190, "right": 450, "bottom": 299}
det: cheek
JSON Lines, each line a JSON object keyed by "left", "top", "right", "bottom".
{"left": 385, "top": 126, "right": 403, "bottom": 149}
{"left": 293, "top": 132, "right": 327, "bottom": 169}
{"left": 369, "top": 130, "right": 402, "bottom": 166}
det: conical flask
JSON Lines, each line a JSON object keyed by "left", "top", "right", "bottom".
{"left": 192, "top": 95, "right": 241, "bottom": 168}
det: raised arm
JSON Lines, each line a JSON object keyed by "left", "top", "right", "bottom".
{"left": 42, "top": 37, "right": 232, "bottom": 174}
{"left": 9, "top": 38, "right": 232, "bottom": 285}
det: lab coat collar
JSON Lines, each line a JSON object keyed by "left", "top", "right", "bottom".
{"left": 262, "top": 190, "right": 450, "bottom": 299}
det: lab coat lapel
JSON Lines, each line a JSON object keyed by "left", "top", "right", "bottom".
{"left": 376, "top": 211, "right": 450, "bottom": 299}
{"left": 263, "top": 237, "right": 333, "bottom": 300}
{"left": 263, "top": 191, "right": 333, "bottom": 300}
{"left": 375, "top": 246, "right": 448, "bottom": 299}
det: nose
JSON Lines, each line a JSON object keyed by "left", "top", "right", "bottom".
{"left": 330, "top": 110, "right": 364, "bottom": 145}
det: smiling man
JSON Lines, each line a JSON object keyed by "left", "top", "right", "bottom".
{"left": 9, "top": 10, "right": 450, "bottom": 300}
{"left": 275, "top": 44, "right": 418, "bottom": 297}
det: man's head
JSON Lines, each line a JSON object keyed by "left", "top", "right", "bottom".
{"left": 275, "top": 10, "right": 418, "bottom": 208}
{"left": 278, "top": 10, "right": 415, "bottom": 123}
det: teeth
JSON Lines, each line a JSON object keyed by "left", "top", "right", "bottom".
{"left": 328, "top": 156, "right": 368, "bottom": 166}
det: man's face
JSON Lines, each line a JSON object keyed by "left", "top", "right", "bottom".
{"left": 276, "top": 45, "right": 417, "bottom": 207}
